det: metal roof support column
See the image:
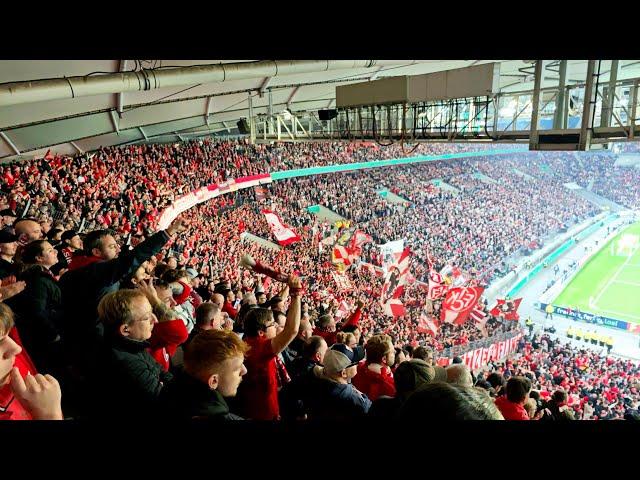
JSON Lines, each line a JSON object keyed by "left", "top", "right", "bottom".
{"left": 553, "top": 60, "right": 567, "bottom": 130}
{"left": 205, "top": 97, "right": 212, "bottom": 126}
{"left": 110, "top": 110, "right": 120, "bottom": 134}
{"left": 579, "top": 60, "right": 598, "bottom": 151}
{"left": 70, "top": 141, "right": 83, "bottom": 154}
{"left": 117, "top": 60, "right": 127, "bottom": 116}
{"left": 630, "top": 80, "right": 638, "bottom": 140}
{"left": 528, "top": 60, "right": 544, "bottom": 150}
{"left": 601, "top": 60, "right": 618, "bottom": 128}
{"left": 248, "top": 93, "right": 255, "bottom": 143}
{"left": 268, "top": 89, "right": 274, "bottom": 134}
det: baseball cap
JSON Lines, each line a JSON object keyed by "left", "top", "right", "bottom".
{"left": 185, "top": 268, "right": 199, "bottom": 279}
{"left": 322, "top": 343, "right": 366, "bottom": 376}
{"left": 61, "top": 230, "right": 79, "bottom": 242}
{"left": 0, "top": 230, "right": 19, "bottom": 244}
{"left": 0, "top": 209, "right": 17, "bottom": 217}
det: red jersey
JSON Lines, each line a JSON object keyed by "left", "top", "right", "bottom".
{"left": 237, "top": 336, "right": 279, "bottom": 420}
{"left": 352, "top": 363, "right": 396, "bottom": 401}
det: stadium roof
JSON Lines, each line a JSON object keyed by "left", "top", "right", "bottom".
{"left": 1, "top": 60, "right": 638, "bottom": 161}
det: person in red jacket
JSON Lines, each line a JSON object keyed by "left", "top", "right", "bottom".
{"left": 0, "top": 302, "right": 63, "bottom": 420}
{"left": 495, "top": 376, "right": 537, "bottom": 420}
{"left": 352, "top": 333, "right": 396, "bottom": 402}
{"left": 313, "top": 299, "right": 363, "bottom": 347}
{"left": 136, "top": 279, "right": 189, "bottom": 372}
{"left": 235, "top": 275, "right": 302, "bottom": 420}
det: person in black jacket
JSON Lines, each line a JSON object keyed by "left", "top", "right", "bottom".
{"left": 297, "top": 343, "right": 370, "bottom": 421}
{"left": 0, "top": 230, "right": 19, "bottom": 279}
{"left": 6, "top": 240, "right": 65, "bottom": 375}
{"left": 58, "top": 216, "right": 188, "bottom": 373}
{"left": 92, "top": 288, "right": 172, "bottom": 419}
{"left": 159, "top": 329, "right": 248, "bottom": 420}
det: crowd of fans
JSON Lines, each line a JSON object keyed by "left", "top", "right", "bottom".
{"left": 0, "top": 138, "right": 638, "bottom": 421}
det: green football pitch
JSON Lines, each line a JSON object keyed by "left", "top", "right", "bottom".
{"left": 553, "top": 221, "right": 640, "bottom": 324}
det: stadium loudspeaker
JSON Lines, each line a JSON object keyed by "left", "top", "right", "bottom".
{"left": 535, "top": 133, "right": 581, "bottom": 151}
{"left": 237, "top": 119, "right": 250, "bottom": 134}
{"left": 318, "top": 109, "right": 338, "bottom": 121}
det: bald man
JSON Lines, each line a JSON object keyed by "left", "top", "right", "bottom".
{"left": 14, "top": 218, "right": 43, "bottom": 245}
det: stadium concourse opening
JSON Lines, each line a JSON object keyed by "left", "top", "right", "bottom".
{"left": 1, "top": 59, "right": 640, "bottom": 422}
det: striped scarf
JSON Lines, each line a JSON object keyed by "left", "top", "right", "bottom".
{"left": 275, "top": 355, "right": 291, "bottom": 388}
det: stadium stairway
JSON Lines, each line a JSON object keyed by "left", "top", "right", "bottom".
{"left": 240, "top": 232, "right": 281, "bottom": 251}
{"left": 472, "top": 172, "right": 498, "bottom": 184}
{"left": 377, "top": 189, "right": 410, "bottom": 205}
{"left": 512, "top": 168, "right": 536, "bottom": 181}
{"left": 573, "top": 188, "right": 626, "bottom": 213}
{"left": 429, "top": 179, "right": 460, "bottom": 194}
{"left": 306, "top": 205, "right": 347, "bottom": 224}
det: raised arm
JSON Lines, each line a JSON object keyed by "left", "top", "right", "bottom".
{"left": 90, "top": 216, "right": 188, "bottom": 285}
{"left": 270, "top": 275, "right": 302, "bottom": 356}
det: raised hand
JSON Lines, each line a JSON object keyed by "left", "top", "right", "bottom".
{"left": 10, "top": 368, "right": 63, "bottom": 420}
{"left": 136, "top": 278, "right": 160, "bottom": 306}
{"left": 0, "top": 280, "right": 26, "bottom": 302}
{"left": 287, "top": 274, "right": 302, "bottom": 290}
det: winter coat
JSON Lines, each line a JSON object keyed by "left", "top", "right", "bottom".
{"left": 91, "top": 334, "right": 173, "bottom": 419}
{"left": 7, "top": 265, "right": 65, "bottom": 374}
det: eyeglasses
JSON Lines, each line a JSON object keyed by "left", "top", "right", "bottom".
{"left": 131, "top": 312, "right": 156, "bottom": 324}
{"left": 264, "top": 321, "right": 278, "bottom": 329}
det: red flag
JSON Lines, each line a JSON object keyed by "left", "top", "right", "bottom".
{"left": 489, "top": 299, "right": 506, "bottom": 317}
{"left": 504, "top": 298, "right": 523, "bottom": 321}
{"left": 440, "top": 286, "right": 485, "bottom": 325}
{"left": 381, "top": 247, "right": 411, "bottom": 305}
{"left": 417, "top": 312, "right": 439, "bottom": 336}
{"left": 427, "top": 278, "right": 448, "bottom": 300}
{"left": 470, "top": 303, "right": 489, "bottom": 335}
{"left": 382, "top": 298, "right": 406, "bottom": 318}
{"left": 262, "top": 209, "right": 300, "bottom": 246}
{"left": 349, "top": 230, "right": 372, "bottom": 251}
{"left": 332, "top": 244, "right": 355, "bottom": 266}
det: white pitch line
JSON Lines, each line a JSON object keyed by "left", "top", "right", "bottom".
{"left": 592, "top": 248, "right": 637, "bottom": 308}
{"left": 613, "top": 280, "right": 640, "bottom": 287}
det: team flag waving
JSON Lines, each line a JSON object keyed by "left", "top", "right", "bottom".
{"left": 440, "top": 286, "right": 485, "bottom": 325}
{"left": 380, "top": 247, "right": 411, "bottom": 318}
{"left": 417, "top": 312, "right": 439, "bottom": 336}
{"left": 489, "top": 298, "right": 522, "bottom": 321}
{"left": 262, "top": 209, "right": 300, "bottom": 246}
